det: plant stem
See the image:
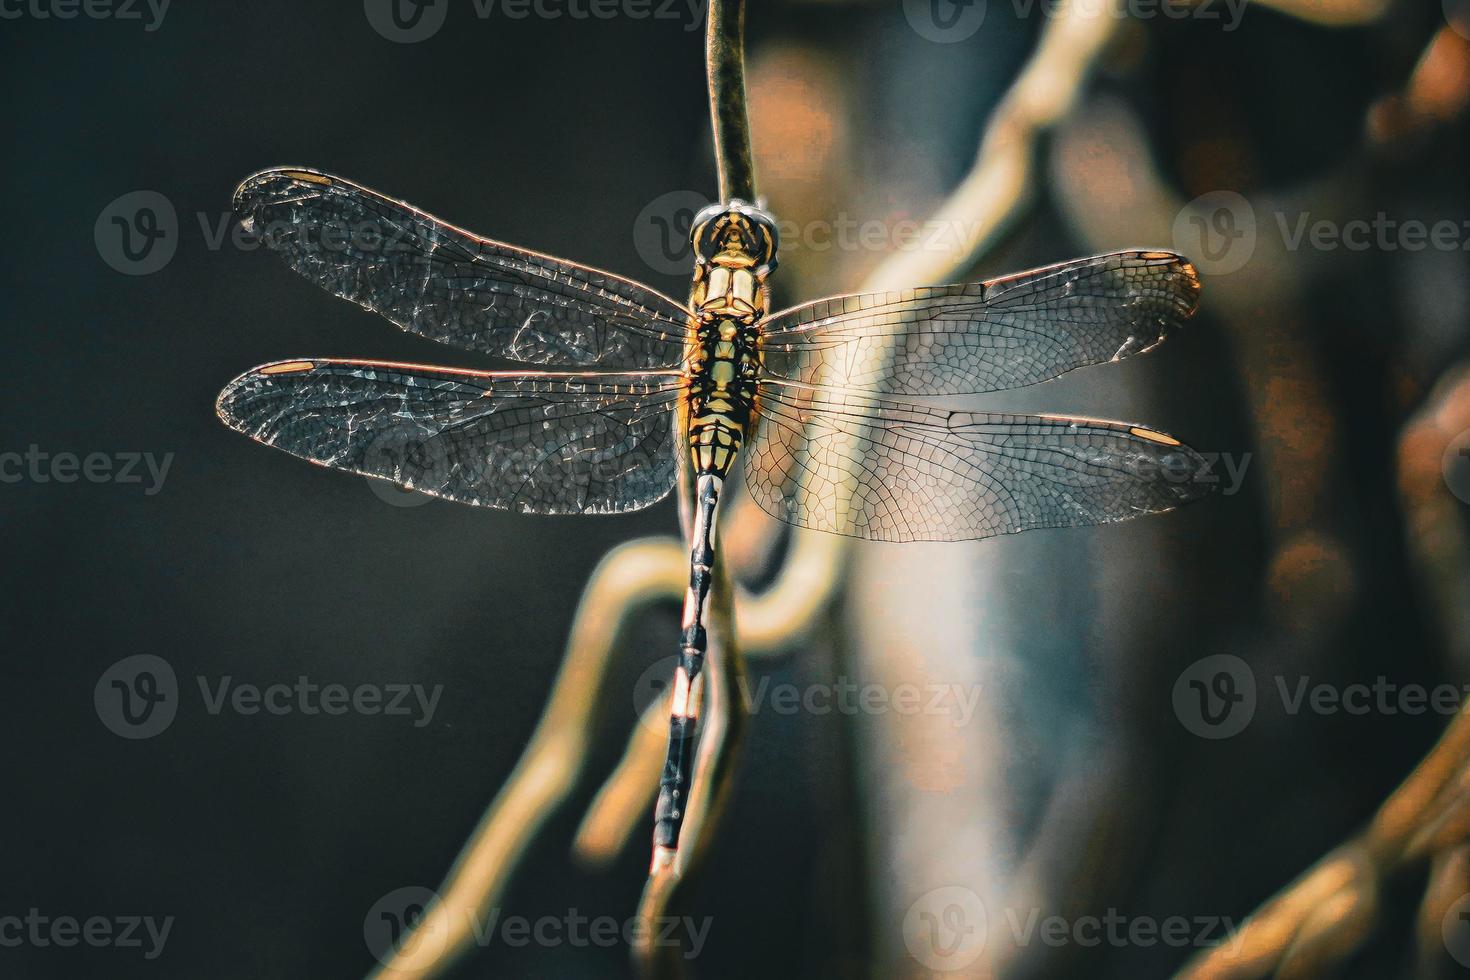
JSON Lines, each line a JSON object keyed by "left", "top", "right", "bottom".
{"left": 705, "top": 0, "right": 755, "bottom": 202}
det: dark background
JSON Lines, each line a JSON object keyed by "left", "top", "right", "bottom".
{"left": 3, "top": 1, "right": 1467, "bottom": 978}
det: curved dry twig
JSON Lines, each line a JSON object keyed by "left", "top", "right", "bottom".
{"left": 1172, "top": 364, "right": 1470, "bottom": 977}
{"left": 363, "top": 538, "right": 685, "bottom": 980}
{"left": 1041, "top": 22, "right": 1470, "bottom": 971}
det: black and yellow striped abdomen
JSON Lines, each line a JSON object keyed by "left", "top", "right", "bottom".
{"left": 686, "top": 311, "right": 760, "bottom": 477}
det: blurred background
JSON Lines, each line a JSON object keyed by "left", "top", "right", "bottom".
{"left": 3, "top": 0, "right": 1469, "bottom": 977}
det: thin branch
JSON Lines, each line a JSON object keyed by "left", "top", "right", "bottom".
{"left": 1173, "top": 364, "right": 1470, "bottom": 977}
{"left": 706, "top": 0, "right": 755, "bottom": 202}
{"left": 363, "top": 538, "right": 686, "bottom": 980}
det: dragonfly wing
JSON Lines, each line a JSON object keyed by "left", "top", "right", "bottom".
{"left": 218, "top": 360, "right": 683, "bottom": 514}
{"left": 761, "top": 251, "right": 1200, "bottom": 395}
{"left": 745, "top": 381, "right": 1214, "bottom": 543}
{"left": 234, "top": 169, "right": 690, "bottom": 368}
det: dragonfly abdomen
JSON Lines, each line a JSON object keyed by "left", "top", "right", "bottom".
{"left": 687, "top": 312, "right": 760, "bottom": 477}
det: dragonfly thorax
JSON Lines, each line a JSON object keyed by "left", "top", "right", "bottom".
{"left": 684, "top": 201, "right": 776, "bottom": 478}
{"left": 688, "top": 200, "right": 777, "bottom": 314}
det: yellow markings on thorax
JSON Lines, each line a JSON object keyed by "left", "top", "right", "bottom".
{"left": 686, "top": 224, "right": 771, "bottom": 477}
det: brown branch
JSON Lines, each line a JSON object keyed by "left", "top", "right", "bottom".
{"left": 706, "top": 0, "right": 754, "bottom": 202}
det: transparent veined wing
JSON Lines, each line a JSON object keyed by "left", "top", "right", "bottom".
{"left": 760, "top": 251, "right": 1200, "bottom": 396}
{"left": 745, "top": 380, "right": 1214, "bottom": 543}
{"left": 233, "top": 169, "right": 691, "bottom": 368}
{"left": 217, "top": 359, "right": 683, "bottom": 514}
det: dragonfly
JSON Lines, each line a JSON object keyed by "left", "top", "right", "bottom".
{"left": 217, "top": 168, "right": 1213, "bottom": 872}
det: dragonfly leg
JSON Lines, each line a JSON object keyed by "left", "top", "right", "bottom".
{"left": 650, "top": 473, "right": 723, "bottom": 872}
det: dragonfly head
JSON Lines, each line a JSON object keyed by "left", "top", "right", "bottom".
{"left": 690, "top": 201, "right": 779, "bottom": 278}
